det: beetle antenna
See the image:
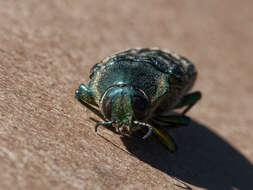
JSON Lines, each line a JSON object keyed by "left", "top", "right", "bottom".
{"left": 133, "top": 121, "right": 153, "bottom": 139}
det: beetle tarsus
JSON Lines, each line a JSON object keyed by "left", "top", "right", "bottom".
{"left": 142, "top": 124, "right": 152, "bottom": 139}
{"left": 95, "top": 121, "right": 113, "bottom": 132}
{"left": 115, "top": 126, "right": 120, "bottom": 133}
{"left": 133, "top": 121, "right": 153, "bottom": 139}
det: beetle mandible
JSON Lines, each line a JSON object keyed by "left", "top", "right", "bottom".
{"left": 75, "top": 48, "right": 201, "bottom": 151}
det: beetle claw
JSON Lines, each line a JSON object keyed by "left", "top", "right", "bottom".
{"left": 95, "top": 122, "right": 101, "bottom": 132}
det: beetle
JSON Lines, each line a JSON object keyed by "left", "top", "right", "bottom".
{"left": 75, "top": 48, "right": 201, "bottom": 152}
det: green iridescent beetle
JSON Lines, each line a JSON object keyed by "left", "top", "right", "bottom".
{"left": 75, "top": 48, "right": 201, "bottom": 152}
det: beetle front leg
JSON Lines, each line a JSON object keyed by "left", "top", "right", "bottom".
{"left": 75, "top": 84, "right": 107, "bottom": 120}
{"left": 95, "top": 121, "right": 114, "bottom": 132}
{"left": 175, "top": 91, "right": 201, "bottom": 115}
{"left": 75, "top": 83, "right": 98, "bottom": 107}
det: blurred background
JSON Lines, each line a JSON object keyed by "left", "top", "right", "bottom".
{"left": 0, "top": 0, "right": 252, "bottom": 189}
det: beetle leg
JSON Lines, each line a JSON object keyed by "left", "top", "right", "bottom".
{"left": 150, "top": 114, "right": 191, "bottom": 129}
{"left": 115, "top": 125, "right": 120, "bottom": 133}
{"left": 152, "top": 125, "right": 177, "bottom": 152}
{"left": 95, "top": 121, "right": 114, "bottom": 132}
{"left": 143, "top": 123, "right": 152, "bottom": 139}
{"left": 76, "top": 97, "right": 106, "bottom": 121}
{"left": 175, "top": 91, "right": 201, "bottom": 115}
{"left": 133, "top": 121, "right": 153, "bottom": 139}
{"left": 75, "top": 83, "right": 98, "bottom": 107}
{"left": 150, "top": 91, "right": 200, "bottom": 128}
{"left": 75, "top": 84, "right": 107, "bottom": 120}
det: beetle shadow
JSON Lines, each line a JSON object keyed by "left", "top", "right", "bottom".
{"left": 120, "top": 120, "right": 253, "bottom": 190}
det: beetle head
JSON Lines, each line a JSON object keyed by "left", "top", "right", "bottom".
{"left": 101, "top": 85, "right": 152, "bottom": 138}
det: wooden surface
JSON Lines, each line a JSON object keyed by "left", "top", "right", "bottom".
{"left": 0, "top": 0, "right": 253, "bottom": 189}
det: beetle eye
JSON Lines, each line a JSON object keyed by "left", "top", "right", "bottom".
{"left": 102, "top": 96, "right": 113, "bottom": 120}
{"left": 131, "top": 94, "right": 150, "bottom": 120}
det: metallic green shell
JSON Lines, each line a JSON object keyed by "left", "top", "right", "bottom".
{"left": 88, "top": 48, "right": 197, "bottom": 113}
